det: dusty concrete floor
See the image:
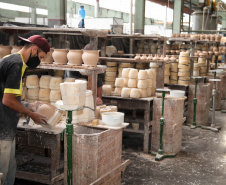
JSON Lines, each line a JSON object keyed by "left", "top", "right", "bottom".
{"left": 121, "top": 111, "right": 226, "bottom": 185}
{"left": 15, "top": 111, "right": 226, "bottom": 185}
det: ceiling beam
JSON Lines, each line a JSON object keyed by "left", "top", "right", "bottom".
{"left": 0, "top": 0, "right": 47, "bottom": 9}
{"left": 0, "top": 9, "right": 46, "bottom": 19}
{"left": 149, "top": 0, "right": 197, "bottom": 14}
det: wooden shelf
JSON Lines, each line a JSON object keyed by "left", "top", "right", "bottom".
{"left": 106, "top": 34, "right": 164, "bottom": 40}
{"left": 196, "top": 40, "right": 220, "bottom": 44}
{"left": 111, "top": 54, "right": 135, "bottom": 57}
{"left": 168, "top": 37, "right": 221, "bottom": 44}
{"left": 37, "top": 63, "right": 107, "bottom": 75}
{"left": 43, "top": 32, "right": 82, "bottom": 36}
{"left": 102, "top": 95, "right": 155, "bottom": 102}
{"left": 0, "top": 26, "right": 108, "bottom": 37}
{"left": 168, "top": 38, "right": 195, "bottom": 42}
{"left": 99, "top": 57, "right": 164, "bottom": 63}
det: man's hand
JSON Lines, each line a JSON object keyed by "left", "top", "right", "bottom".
{"left": 29, "top": 112, "right": 48, "bottom": 125}
{"left": 3, "top": 93, "right": 46, "bottom": 125}
{"left": 28, "top": 101, "right": 42, "bottom": 112}
{"left": 96, "top": 97, "right": 103, "bottom": 105}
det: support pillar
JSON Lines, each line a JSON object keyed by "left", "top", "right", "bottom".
{"left": 31, "top": 8, "right": 37, "bottom": 24}
{"left": 172, "top": 0, "right": 183, "bottom": 34}
{"left": 47, "top": 0, "right": 66, "bottom": 27}
{"left": 164, "top": 6, "right": 167, "bottom": 30}
{"left": 67, "top": 1, "right": 74, "bottom": 18}
{"left": 134, "top": 0, "right": 145, "bottom": 34}
{"left": 222, "top": 17, "right": 226, "bottom": 29}
{"left": 129, "top": 0, "right": 133, "bottom": 34}
{"left": 95, "top": 0, "right": 99, "bottom": 18}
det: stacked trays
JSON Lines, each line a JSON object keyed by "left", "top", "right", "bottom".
{"left": 102, "top": 85, "right": 112, "bottom": 96}
{"left": 105, "top": 62, "right": 118, "bottom": 89}
{"left": 39, "top": 75, "right": 52, "bottom": 103}
{"left": 114, "top": 77, "right": 124, "bottom": 96}
{"left": 26, "top": 75, "right": 40, "bottom": 103}
{"left": 113, "top": 68, "right": 156, "bottom": 99}
{"left": 178, "top": 52, "right": 190, "bottom": 85}
{"left": 163, "top": 56, "right": 170, "bottom": 84}
{"left": 193, "top": 63, "right": 200, "bottom": 77}
{"left": 118, "top": 63, "right": 130, "bottom": 77}
{"left": 128, "top": 69, "right": 139, "bottom": 98}
{"left": 137, "top": 70, "right": 148, "bottom": 98}
{"left": 121, "top": 68, "right": 133, "bottom": 98}
{"left": 198, "top": 57, "right": 207, "bottom": 76}
{"left": 146, "top": 69, "right": 156, "bottom": 97}
{"left": 169, "top": 55, "right": 178, "bottom": 84}
{"left": 49, "top": 76, "right": 63, "bottom": 103}
{"left": 25, "top": 75, "right": 63, "bottom": 104}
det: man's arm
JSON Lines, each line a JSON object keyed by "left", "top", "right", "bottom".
{"left": 97, "top": 86, "right": 102, "bottom": 99}
{"left": 3, "top": 93, "right": 47, "bottom": 124}
{"left": 21, "top": 101, "right": 42, "bottom": 112}
{"left": 96, "top": 86, "right": 103, "bottom": 105}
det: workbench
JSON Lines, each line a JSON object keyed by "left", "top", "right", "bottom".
{"left": 16, "top": 119, "right": 65, "bottom": 185}
{"left": 102, "top": 95, "right": 154, "bottom": 153}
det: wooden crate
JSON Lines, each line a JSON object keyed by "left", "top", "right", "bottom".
{"left": 64, "top": 126, "right": 126, "bottom": 185}
{"left": 187, "top": 83, "right": 211, "bottom": 126}
{"left": 151, "top": 97, "right": 185, "bottom": 154}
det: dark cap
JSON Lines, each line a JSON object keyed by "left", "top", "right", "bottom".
{"left": 19, "top": 35, "right": 50, "bottom": 54}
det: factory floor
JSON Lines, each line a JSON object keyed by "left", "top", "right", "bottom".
{"left": 15, "top": 111, "right": 226, "bottom": 185}
{"left": 122, "top": 111, "right": 226, "bottom": 185}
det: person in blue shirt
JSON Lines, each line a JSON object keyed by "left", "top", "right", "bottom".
{"left": 78, "top": 6, "right": 85, "bottom": 28}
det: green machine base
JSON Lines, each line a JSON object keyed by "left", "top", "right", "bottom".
{"left": 201, "top": 125, "right": 221, "bottom": 132}
{"left": 151, "top": 88, "right": 176, "bottom": 161}
{"left": 150, "top": 151, "right": 176, "bottom": 161}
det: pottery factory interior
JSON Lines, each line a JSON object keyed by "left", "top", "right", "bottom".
{"left": 2, "top": 0, "right": 226, "bottom": 185}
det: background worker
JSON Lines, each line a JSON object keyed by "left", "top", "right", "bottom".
{"left": 0, "top": 35, "right": 50, "bottom": 185}
{"left": 78, "top": 5, "right": 85, "bottom": 28}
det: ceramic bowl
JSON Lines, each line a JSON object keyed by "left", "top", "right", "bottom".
{"left": 102, "top": 112, "right": 124, "bottom": 127}
{"left": 170, "top": 90, "right": 185, "bottom": 98}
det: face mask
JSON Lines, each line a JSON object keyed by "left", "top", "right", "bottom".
{"left": 26, "top": 50, "right": 40, "bottom": 69}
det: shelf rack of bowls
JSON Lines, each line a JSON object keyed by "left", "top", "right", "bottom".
{"left": 166, "top": 34, "right": 224, "bottom": 85}
{"left": 99, "top": 34, "right": 166, "bottom": 92}
{"left": 166, "top": 37, "right": 197, "bottom": 86}
{"left": 193, "top": 40, "right": 222, "bottom": 74}
{"left": 170, "top": 33, "right": 223, "bottom": 73}
{"left": 99, "top": 54, "right": 165, "bottom": 95}
{"left": 98, "top": 34, "right": 166, "bottom": 149}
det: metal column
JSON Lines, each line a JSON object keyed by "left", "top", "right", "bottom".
{"left": 134, "top": 0, "right": 145, "bottom": 34}
{"left": 30, "top": 8, "right": 37, "bottom": 24}
{"left": 222, "top": 17, "right": 226, "bottom": 29}
{"left": 95, "top": 0, "right": 99, "bottom": 18}
{"left": 173, "top": 0, "right": 183, "bottom": 34}
{"left": 47, "top": 0, "right": 67, "bottom": 27}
